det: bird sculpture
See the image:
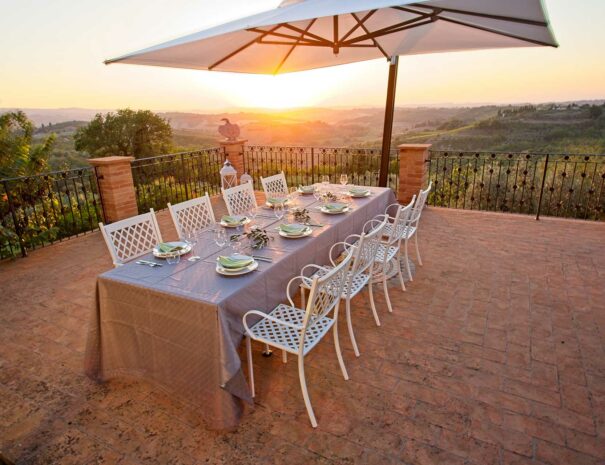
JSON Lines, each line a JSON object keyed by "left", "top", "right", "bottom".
{"left": 218, "top": 118, "right": 240, "bottom": 141}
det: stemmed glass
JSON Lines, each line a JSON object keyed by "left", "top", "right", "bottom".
{"left": 184, "top": 229, "right": 198, "bottom": 248}
{"left": 247, "top": 207, "right": 258, "bottom": 227}
{"left": 340, "top": 174, "right": 348, "bottom": 187}
{"left": 274, "top": 202, "right": 285, "bottom": 221}
{"left": 321, "top": 175, "right": 330, "bottom": 186}
{"left": 214, "top": 227, "right": 227, "bottom": 248}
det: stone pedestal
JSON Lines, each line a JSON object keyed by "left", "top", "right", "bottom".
{"left": 397, "top": 144, "right": 431, "bottom": 204}
{"left": 219, "top": 139, "right": 247, "bottom": 179}
{"left": 89, "top": 156, "right": 138, "bottom": 223}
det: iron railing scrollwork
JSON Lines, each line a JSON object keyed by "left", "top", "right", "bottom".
{"left": 130, "top": 148, "right": 225, "bottom": 213}
{"left": 242, "top": 145, "right": 400, "bottom": 191}
{"left": 0, "top": 168, "right": 104, "bottom": 259}
{"left": 427, "top": 151, "right": 605, "bottom": 221}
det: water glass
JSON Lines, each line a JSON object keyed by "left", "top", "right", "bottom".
{"left": 321, "top": 175, "right": 330, "bottom": 185}
{"left": 184, "top": 230, "right": 197, "bottom": 248}
{"left": 230, "top": 236, "right": 243, "bottom": 254}
{"left": 166, "top": 253, "right": 180, "bottom": 265}
{"left": 274, "top": 202, "right": 285, "bottom": 220}
{"left": 214, "top": 227, "right": 227, "bottom": 247}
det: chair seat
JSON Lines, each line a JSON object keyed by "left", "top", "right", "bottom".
{"left": 302, "top": 267, "right": 370, "bottom": 298}
{"left": 247, "top": 303, "right": 334, "bottom": 355}
{"left": 375, "top": 243, "right": 398, "bottom": 263}
{"left": 383, "top": 222, "right": 417, "bottom": 240}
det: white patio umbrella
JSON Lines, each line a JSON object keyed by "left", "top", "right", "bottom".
{"left": 106, "top": 0, "right": 557, "bottom": 186}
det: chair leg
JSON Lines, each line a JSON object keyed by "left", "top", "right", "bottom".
{"left": 404, "top": 239, "right": 413, "bottom": 282}
{"left": 368, "top": 282, "right": 381, "bottom": 327}
{"left": 383, "top": 276, "right": 393, "bottom": 313}
{"left": 333, "top": 322, "right": 349, "bottom": 381}
{"left": 298, "top": 355, "right": 318, "bottom": 428}
{"left": 301, "top": 287, "right": 306, "bottom": 309}
{"left": 415, "top": 232, "right": 423, "bottom": 266}
{"left": 396, "top": 252, "right": 407, "bottom": 292}
{"left": 345, "top": 297, "right": 360, "bottom": 357}
{"left": 262, "top": 343, "right": 273, "bottom": 356}
{"left": 246, "top": 336, "right": 255, "bottom": 398}
{"left": 282, "top": 350, "right": 288, "bottom": 363}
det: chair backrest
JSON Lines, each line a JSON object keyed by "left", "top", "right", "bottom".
{"left": 222, "top": 182, "right": 258, "bottom": 216}
{"left": 260, "top": 172, "right": 288, "bottom": 199}
{"left": 99, "top": 209, "right": 162, "bottom": 266}
{"left": 302, "top": 251, "right": 353, "bottom": 337}
{"left": 385, "top": 196, "right": 416, "bottom": 245}
{"left": 353, "top": 215, "right": 388, "bottom": 276}
{"left": 410, "top": 182, "right": 432, "bottom": 226}
{"left": 168, "top": 194, "right": 216, "bottom": 238}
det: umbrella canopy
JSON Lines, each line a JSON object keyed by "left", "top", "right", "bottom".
{"left": 106, "top": 0, "right": 557, "bottom": 184}
{"left": 106, "top": 0, "right": 557, "bottom": 73}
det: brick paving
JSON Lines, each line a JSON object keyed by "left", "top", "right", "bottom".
{"left": 1, "top": 207, "right": 604, "bottom": 465}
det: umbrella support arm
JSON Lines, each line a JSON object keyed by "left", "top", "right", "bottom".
{"left": 379, "top": 56, "right": 399, "bottom": 188}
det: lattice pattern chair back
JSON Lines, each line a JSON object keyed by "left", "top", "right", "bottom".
{"left": 260, "top": 172, "right": 288, "bottom": 198}
{"left": 304, "top": 252, "right": 352, "bottom": 328}
{"left": 168, "top": 194, "right": 216, "bottom": 238}
{"left": 410, "top": 182, "right": 432, "bottom": 226}
{"left": 386, "top": 197, "right": 416, "bottom": 245}
{"left": 99, "top": 209, "right": 162, "bottom": 267}
{"left": 222, "top": 182, "right": 258, "bottom": 216}
{"left": 354, "top": 215, "right": 388, "bottom": 276}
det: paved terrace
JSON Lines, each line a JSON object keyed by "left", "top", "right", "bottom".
{"left": 1, "top": 206, "right": 604, "bottom": 465}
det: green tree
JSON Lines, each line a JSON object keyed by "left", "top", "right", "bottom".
{"left": 0, "top": 110, "right": 55, "bottom": 178}
{"left": 74, "top": 109, "right": 172, "bottom": 159}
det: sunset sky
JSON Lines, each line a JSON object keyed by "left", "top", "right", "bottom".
{"left": 1, "top": 0, "right": 604, "bottom": 111}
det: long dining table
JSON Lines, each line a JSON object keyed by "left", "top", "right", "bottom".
{"left": 84, "top": 185, "right": 397, "bottom": 429}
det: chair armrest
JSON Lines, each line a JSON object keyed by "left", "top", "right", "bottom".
{"left": 329, "top": 239, "right": 358, "bottom": 266}
{"left": 287, "top": 275, "right": 309, "bottom": 308}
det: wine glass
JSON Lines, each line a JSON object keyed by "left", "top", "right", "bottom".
{"left": 184, "top": 229, "right": 197, "bottom": 248}
{"left": 230, "top": 236, "right": 243, "bottom": 255}
{"left": 321, "top": 175, "right": 330, "bottom": 186}
{"left": 340, "top": 174, "right": 348, "bottom": 187}
{"left": 166, "top": 253, "right": 180, "bottom": 265}
{"left": 248, "top": 207, "right": 258, "bottom": 226}
{"left": 274, "top": 202, "right": 285, "bottom": 220}
{"left": 214, "top": 227, "right": 227, "bottom": 247}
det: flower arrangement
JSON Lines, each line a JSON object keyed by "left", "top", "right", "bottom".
{"left": 230, "top": 226, "right": 272, "bottom": 249}
{"left": 291, "top": 207, "right": 311, "bottom": 224}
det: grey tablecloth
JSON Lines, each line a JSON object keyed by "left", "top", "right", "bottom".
{"left": 84, "top": 186, "right": 396, "bottom": 429}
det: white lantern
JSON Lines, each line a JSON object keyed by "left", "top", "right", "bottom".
{"left": 240, "top": 172, "right": 253, "bottom": 186}
{"left": 220, "top": 159, "right": 238, "bottom": 189}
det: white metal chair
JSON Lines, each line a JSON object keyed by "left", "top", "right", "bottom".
{"left": 168, "top": 193, "right": 216, "bottom": 238}
{"left": 384, "top": 182, "right": 432, "bottom": 281}
{"left": 99, "top": 209, "right": 162, "bottom": 267}
{"left": 260, "top": 171, "right": 288, "bottom": 199}
{"left": 243, "top": 251, "right": 353, "bottom": 428}
{"left": 371, "top": 197, "right": 416, "bottom": 312}
{"left": 222, "top": 182, "right": 258, "bottom": 216}
{"left": 299, "top": 215, "right": 388, "bottom": 357}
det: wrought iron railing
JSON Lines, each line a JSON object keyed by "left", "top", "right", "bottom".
{"left": 427, "top": 151, "right": 605, "bottom": 220}
{"left": 0, "top": 168, "right": 103, "bottom": 259}
{"left": 242, "top": 146, "right": 400, "bottom": 191}
{"left": 131, "top": 148, "right": 225, "bottom": 212}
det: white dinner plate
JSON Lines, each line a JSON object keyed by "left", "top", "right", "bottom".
{"left": 265, "top": 199, "right": 290, "bottom": 208}
{"left": 278, "top": 227, "right": 312, "bottom": 238}
{"left": 220, "top": 217, "right": 251, "bottom": 228}
{"left": 215, "top": 260, "right": 258, "bottom": 276}
{"left": 319, "top": 206, "right": 351, "bottom": 215}
{"left": 348, "top": 190, "right": 372, "bottom": 198}
{"left": 152, "top": 241, "right": 192, "bottom": 258}
{"left": 297, "top": 188, "right": 316, "bottom": 195}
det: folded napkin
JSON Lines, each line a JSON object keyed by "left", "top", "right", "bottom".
{"left": 324, "top": 202, "right": 348, "bottom": 212}
{"left": 299, "top": 185, "right": 315, "bottom": 193}
{"left": 267, "top": 197, "right": 288, "bottom": 205}
{"left": 221, "top": 215, "right": 245, "bottom": 225}
{"left": 349, "top": 187, "right": 369, "bottom": 196}
{"left": 157, "top": 242, "right": 184, "bottom": 254}
{"left": 279, "top": 223, "right": 308, "bottom": 235}
{"left": 218, "top": 255, "right": 254, "bottom": 269}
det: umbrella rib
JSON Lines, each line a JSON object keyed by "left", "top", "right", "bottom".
{"left": 273, "top": 19, "right": 317, "bottom": 74}
{"left": 280, "top": 24, "right": 332, "bottom": 46}
{"left": 340, "top": 10, "right": 377, "bottom": 43}
{"left": 342, "top": 15, "right": 434, "bottom": 45}
{"left": 408, "top": 3, "right": 548, "bottom": 27}
{"left": 209, "top": 24, "right": 284, "bottom": 70}
{"left": 350, "top": 12, "right": 389, "bottom": 59}
{"left": 248, "top": 28, "right": 320, "bottom": 45}
{"left": 438, "top": 16, "right": 557, "bottom": 47}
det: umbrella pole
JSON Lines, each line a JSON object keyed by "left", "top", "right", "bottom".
{"left": 378, "top": 56, "right": 399, "bottom": 188}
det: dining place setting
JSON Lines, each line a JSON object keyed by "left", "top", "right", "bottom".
{"left": 87, "top": 169, "right": 432, "bottom": 430}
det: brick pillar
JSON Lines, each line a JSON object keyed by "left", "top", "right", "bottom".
{"left": 219, "top": 139, "right": 247, "bottom": 180}
{"left": 397, "top": 144, "right": 431, "bottom": 204}
{"left": 89, "top": 156, "right": 138, "bottom": 223}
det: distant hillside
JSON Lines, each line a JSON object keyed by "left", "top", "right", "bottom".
{"left": 4, "top": 101, "right": 604, "bottom": 170}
